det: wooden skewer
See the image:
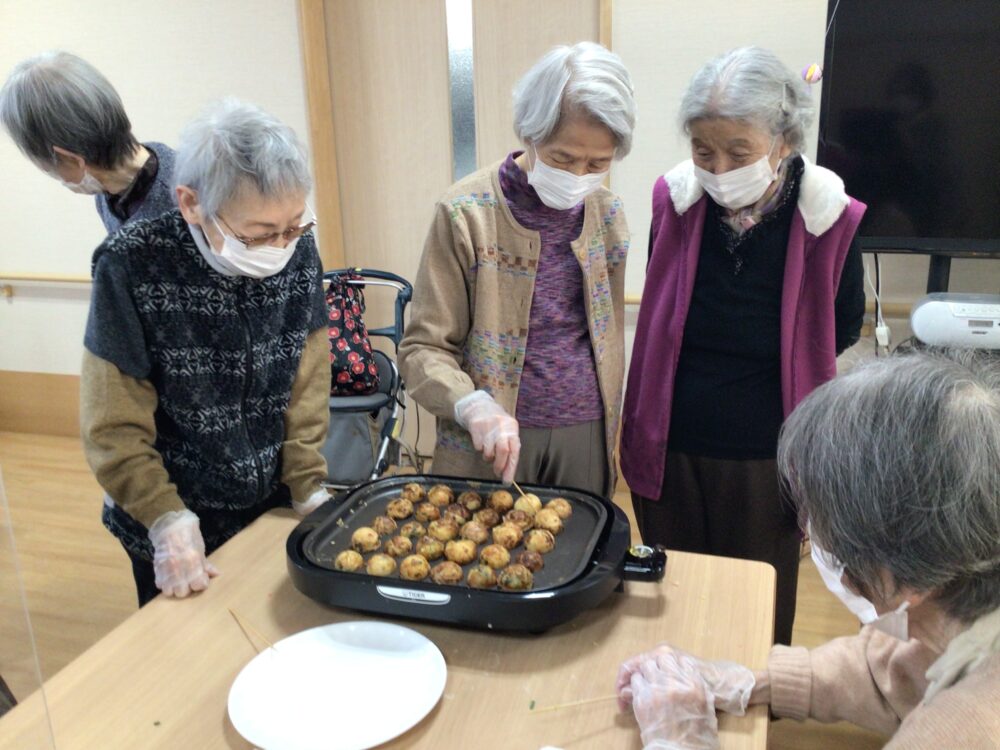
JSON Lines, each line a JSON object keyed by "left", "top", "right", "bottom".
{"left": 530, "top": 694, "right": 619, "bottom": 713}
{"left": 228, "top": 608, "right": 278, "bottom": 653}
{"left": 511, "top": 480, "right": 528, "bottom": 498}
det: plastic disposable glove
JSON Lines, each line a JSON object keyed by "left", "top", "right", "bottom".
{"left": 454, "top": 390, "right": 520, "bottom": 484}
{"left": 630, "top": 655, "right": 720, "bottom": 749}
{"left": 148, "top": 509, "right": 219, "bottom": 598}
{"left": 617, "top": 644, "right": 755, "bottom": 717}
{"left": 292, "top": 488, "right": 333, "bottom": 516}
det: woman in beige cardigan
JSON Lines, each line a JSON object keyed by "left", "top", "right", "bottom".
{"left": 399, "top": 42, "right": 634, "bottom": 496}
{"left": 616, "top": 349, "right": 1000, "bottom": 749}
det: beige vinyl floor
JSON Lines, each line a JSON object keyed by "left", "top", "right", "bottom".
{"left": 0, "top": 430, "right": 885, "bottom": 749}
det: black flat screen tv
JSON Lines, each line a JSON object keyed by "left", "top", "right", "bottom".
{"left": 817, "top": 0, "right": 1000, "bottom": 254}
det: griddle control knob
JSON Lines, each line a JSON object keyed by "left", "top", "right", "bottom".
{"left": 623, "top": 544, "right": 667, "bottom": 582}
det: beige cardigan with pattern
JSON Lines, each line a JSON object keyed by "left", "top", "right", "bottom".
{"left": 399, "top": 160, "right": 629, "bottom": 495}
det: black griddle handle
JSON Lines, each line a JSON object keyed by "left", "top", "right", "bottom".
{"left": 622, "top": 544, "right": 667, "bottom": 582}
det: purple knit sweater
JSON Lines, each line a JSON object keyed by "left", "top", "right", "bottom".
{"left": 498, "top": 152, "right": 603, "bottom": 428}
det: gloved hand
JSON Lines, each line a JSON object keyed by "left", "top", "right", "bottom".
{"left": 454, "top": 390, "right": 520, "bottom": 484}
{"left": 629, "top": 655, "right": 719, "bottom": 750}
{"left": 617, "top": 644, "right": 756, "bottom": 717}
{"left": 292, "top": 488, "right": 333, "bottom": 516}
{"left": 148, "top": 509, "right": 219, "bottom": 598}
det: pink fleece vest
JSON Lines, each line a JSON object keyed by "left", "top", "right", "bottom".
{"left": 620, "top": 175, "right": 866, "bottom": 499}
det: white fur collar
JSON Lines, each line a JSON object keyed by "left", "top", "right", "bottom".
{"left": 663, "top": 156, "right": 850, "bottom": 236}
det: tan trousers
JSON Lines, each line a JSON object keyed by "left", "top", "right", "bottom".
{"left": 516, "top": 418, "right": 608, "bottom": 498}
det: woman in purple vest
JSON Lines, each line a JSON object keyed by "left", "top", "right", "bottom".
{"left": 620, "top": 47, "right": 866, "bottom": 645}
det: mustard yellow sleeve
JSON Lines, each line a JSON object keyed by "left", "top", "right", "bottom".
{"left": 398, "top": 201, "right": 477, "bottom": 418}
{"left": 80, "top": 350, "right": 186, "bottom": 528}
{"left": 281, "top": 327, "right": 331, "bottom": 500}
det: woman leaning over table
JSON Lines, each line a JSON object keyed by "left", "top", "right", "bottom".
{"left": 617, "top": 349, "right": 1000, "bottom": 749}
{"left": 620, "top": 47, "right": 866, "bottom": 644}
{"left": 399, "top": 42, "right": 634, "bottom": 497}
{"left": 81, "top": 100, "right": 332, "bottom": 606}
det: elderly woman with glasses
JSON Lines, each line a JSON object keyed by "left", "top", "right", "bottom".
{"left": 616, "top": 349, "right": 1000, "bottom": 749}
{"left": 620, "top": 47, "right": 867, "bottom": 645}
{"left": 399, "top": 42, "right": 635, "bottom": 497}
{"left": 81, "top": 99, "right": 330, "bottom": 606}
{"left": 0, "top": 51, "right": 175, "bottom": 233}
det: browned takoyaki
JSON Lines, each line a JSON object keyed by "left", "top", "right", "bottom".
{"left": 515, "top": 550, "right": 545, "bottom": 572}
{"left": 459, "top": 520, "right": 490, "bottom": 545}
{"left": 473, "top": 508, "right": 501, "bottom": 528}
{"left": 366, "top": 553, "right": 396, "bottom": 577}
{"left": 514, "top": 493, "right": 543, "bottom": 517}
{"left": 334, "top": 550, "right": 364, "bottom": 572}
{"left": 400, "top": 482, "right": 426, "bottom": 502}
{"left": 457, "top": 490, "right": 483, "bottom": 512}
{"left": 445, "top": 539, "right": 477, "bottom": 565}
{"left": 524, "top": 528, "right": 556, "bottom": 554}
{"left": 371, "top": 515, "right": 397, "bottom": 536}
{"left": 532, "top": 508, "right": 564, "bottom": 535}
{"left": 351, "top": 527, "right": 380, "bottom": 553}
{"left": 504, "top": 509, "right": 534, "bottom": 532}
{"left": 384, "top": 535, "right": 413, "bottom": 558}
{"left": 545, "top": 497, "right": 572, "bottom": 519}
{"left": 466, "top": 564, "right": 497, "bottom": 589}
{"left": 386, "top": 498, "right": 414, "bottom": 520}
{"left": 399, "top": 554, "right": 431, "bottom": 581}
{"left": 498, "top": 563, "right": 534, "bottom": 591}
{"left": 431, "top": 561, "right": 463, "bottom": 585}
{"left": 427, "top": 484, "right": 454, "bottom": 507}
{"left": 398, "top": 520, "right": 426, "bottom": 540}
{"left": 492, "top": 522, "right": 523, "bottom": 550}
{"left": 479, "top": 543, "right": 511, "bottom": 570}
{"left": 415, "top": 535, "right": 445, "bottom": 561}
{"left": 487, "top": 490, "right": 515, "bottom": 514}
{"left": 427, "top": 518, "right": 460, "bottom": 542}
{"left": 443, "top": 503, "right": 471, "bottom": 525}
{"left": 414, "top": 502, "right": 441, "bottom": 523}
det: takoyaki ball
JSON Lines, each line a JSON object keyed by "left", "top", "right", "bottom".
{"left": 524, "top": 528, "right": 556, "bottom": 554}
{"left": 386, "top": 498, "right": 413, "bottom": 520}
{"left": 398, "top": 520, "right": 426, "bottom": 540}
{"left": 427, "top": 484, "right": 454, "bottom": 507}
{"left": 371, "top": 515, "right": 397, "bottom": 536}
{"left": 384, "top": 535, "right": 413, "bottom": 558}
{"left": 532, "top": 508, "right": 564, "bottom": 535}
{"left": 460, "top": 520, "right": 490, "bottom": 545}
{"left": 400, "top": 482, "right": 427, "bottom": 502}
{"left": 515, "top": 550, "right": 545, "bottom": 573}
{"left": 351, "top": 527, "right": 380, "bottom": 553}
{"left": 491, "top": 522, "right": 523, "bottom": 550}
{"left": 445, "top": 539, "right": 477, "bottom": 565}
{"left": 334, "top": 550, "right": 364, "bottom": 572}
{"left": 431, "top": 560, "right": 463, "bottom": 585}
{"left": 399, "top": 554, "right": 431, "bottom": 581}
{"left": 504, "top": 509, "right": 534, "bottom": 532}
{"left": 457, "top": 490, "right": 483, "bottom": 512}
{"left": 427, "top": 518, "right": 460, "bottom": 542}
{"left": 443, "top": 503, "right": 471, "bottom": 525}
{"left": 498, "top": 563, "right": 534, "bottom": 591}
{"left": 514, "top": 493, "right": 543, "bottom": 517}
{"left": 473, "top": 508, "right": 501, "bottom": 528}
{"left": 466, "top": 564, "right": 497, "bottom": 589}
{"left": 416, "top": 535, "right": 445, "bottom": 561}
{"left": 479, "top": 543, "right": 511, "bottom": 570}
{"left": 414, "top": 502, "right": 441, "bottom": 523}
{"left": 366, "top": 553, "right": 396, "bottom": 577}
{"left": 487, "top": 490, "right": 515, "bottom": 514}
{"left": 545, "top": 497, "right": 573, "bottom": 520}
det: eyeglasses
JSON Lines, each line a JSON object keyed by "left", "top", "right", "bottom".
{"left": 216, "top": 210, "right": 317, "bottom": 249}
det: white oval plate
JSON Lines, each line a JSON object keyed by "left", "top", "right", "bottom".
{"left": 228, "top": 621, "right": 447, "bottom": 750}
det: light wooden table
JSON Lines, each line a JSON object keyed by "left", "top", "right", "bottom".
{"left": 0, "top": 509, "right": 775, "bottom": 750}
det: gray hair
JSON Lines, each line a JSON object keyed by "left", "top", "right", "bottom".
{"left": 0, "top": 51, "right": 138, "bottom": 169}
{"left": 173, "top": 98, "right": 312, "bottom": 218}
{"left": 513, "top": 42, "right": 636, "bottom": 159}
{"left": 778, "top": 349, "right": 1000, "bottom": 623}
{"left": 679, "top": 46, "right": 814, "bottom": 153}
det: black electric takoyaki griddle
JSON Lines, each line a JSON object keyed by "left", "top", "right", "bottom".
{"left": 286, "top": 474, "right": 665, "bottom": 632}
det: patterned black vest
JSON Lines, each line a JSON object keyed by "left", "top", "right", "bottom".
{"left": 85, "top": 209, "right": 327, "bottom": 558}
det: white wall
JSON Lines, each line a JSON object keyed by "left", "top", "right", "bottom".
{"left": 0, "top": 0, "right": 311, "bottom": 375}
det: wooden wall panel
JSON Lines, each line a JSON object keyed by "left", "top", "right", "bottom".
{"left": 472, "top": 0, "right": 600, "bottom": 168}
{"left": 0, "top": 372, "right": 80, "bottom": 438}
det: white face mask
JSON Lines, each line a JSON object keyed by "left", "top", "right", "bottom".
{"left": 59, "top": 168, "right": 105, "bottom": 196}
{"left": 210, "top": 217, "right": 299, "bottom": 279}
{"left": 693, "top": 141, "right": 778, "bottom": 210}
{"left": 526, "top": 147, "right": 607, "bottom": 210}
{"left": 809, "top": 526, "right": 910, "bottom": 640}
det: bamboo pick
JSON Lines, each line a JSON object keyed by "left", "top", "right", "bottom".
{"left": 530, "top": 694, "right": 619, "bottom": 713}
{"left": 511, "top": 480, "right": 528, "bottom": 498}
{"left": 228, "top": 608, "right": 278, "bottom": 653}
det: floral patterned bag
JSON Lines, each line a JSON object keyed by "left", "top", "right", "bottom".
{"left": 326, "top": 271, "right": 380, "bottom": 396}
